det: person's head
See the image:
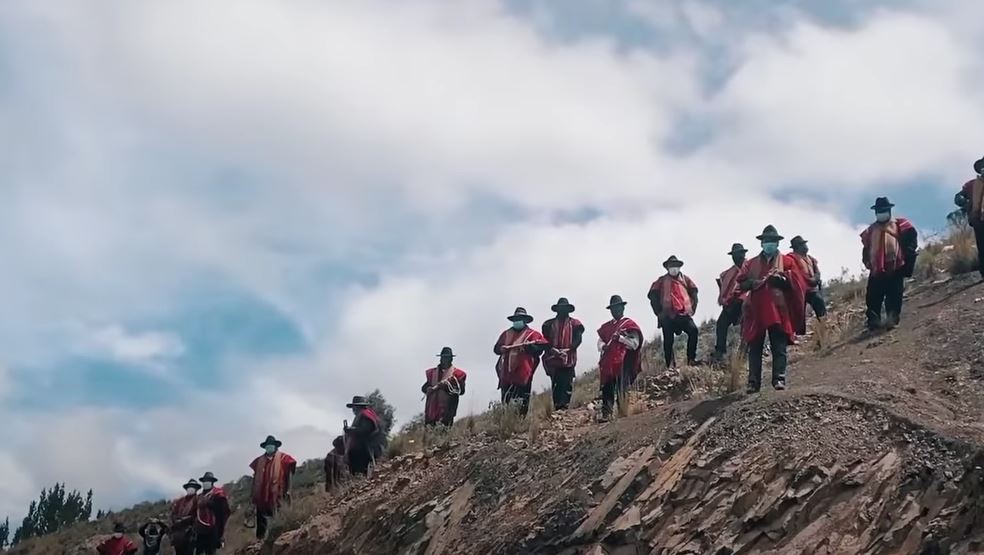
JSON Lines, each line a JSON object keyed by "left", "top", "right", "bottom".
{"left": 606, "top": 295, "right": 627, "bottom": 319}
{"left": 662, "top": 256, "right": 683, "bottom": 277}
{"left": 728, "top": 243, "right": 748, "bottom": 266}
{"left": 112, "top": 522, "right": 126, "bottom": 538}
{"left": 437, "top": 346, "right": 455, "bottom": 368}
{"left": 975, "top": 157, "right": 984, "bottom": 177}
{"left": 871, "top": 197, "right": 894, "bottom": 223}
{"left": 550, "top": 297, "right": 575, "bottom": 319}
{"left": 332, "top": 435, "right": 345, "bottom": 453}
{"left": 756, "top": 225, "right": 783, "bottom": 258}
{"left": 260, "top": 435, "right": 282, "bottom": 456}
{"left": 182, "top": 478, "right": 201, "bottom": 496}
{"left": 507, "top": 307, "right": 533, "bottom": 330}
{"left": 346, "top": 396, "right": 370, "bottom": 416}
{"left": 790, "top": 236, "right": 809, "bottom": 255}
{"left": 199, "top": 472, "right": 217, "bottom": 491}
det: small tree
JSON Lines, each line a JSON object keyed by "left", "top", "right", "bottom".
{"left": 11, "top": 484, "right": 93, "bottom": 545}
{"left": 364, "top": 389, "right": 395, "bottom": 435}
{"left": 0, "top": 517, "right": 10, "bottom": 550}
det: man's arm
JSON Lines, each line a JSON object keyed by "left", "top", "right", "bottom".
{"left": 572, "top": 325, "right": 584, "bottom": 349}
{"left": 687, "top": 277, "right": 698, "bottom": 312}
{"left": 647, "top": 285, "right": 661, "bottom": 316}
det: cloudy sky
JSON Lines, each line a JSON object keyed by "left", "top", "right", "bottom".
{"left": 1, "top": 0, "right": 982, "bottom": 521}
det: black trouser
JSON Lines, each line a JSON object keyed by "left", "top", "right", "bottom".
{"left": 255, "top": 507, "right": 274, "bottom": 540}
{"left": 600, "top": 380, "right": 627, "bottom": 418}
{"left": 747, "top": 326, "right": 788, "bottom": 390}
{"left": 501, "top": 383, "right": 532, "bottom": 416}
{"left": 866, "top": 272, "right": 904, "bottom": 327}
{"left": 194, "top": 529, "right": 221, "bottom": 555}
{"left": 714, "top": 301, "right": 742, "bottom": 356}
{"left": 661, "top": 316, "right": 698, "bottom": 367}
{"left": 549, "top": 367, "right": 575, "bottom": 409}
{"left": 975, "top": 224, "right": 984, "bottom": 278}
{"left": 348, "top": 446, "right": 373, "bottom": 476}
{"left": 173, "top": 543, "right": 194, "bottom": 555}
{"left": 805, "top": 290, "right": 827, "bottom": 318}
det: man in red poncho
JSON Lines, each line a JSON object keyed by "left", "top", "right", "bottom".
{"left": 713, "top": 243, "right": 748, "bottom": 362}
{"left": 96, "top": 522, "right": 138, "bottom": 555}
{"left": 953, "top": 156, "right": 984, "bottom": 280}
{"left": 195, "top": 472, "right": 231, "bottom": 555}
{"left": 422, "top": 347, "right": 467, "bottom": 426}
{"left": 169, "top": 479, "right": 199, "bottom": 555}
{"left": 344, "top": 396, "right": 385, "bottom": 476}
{"left": 597, "top": 295, "right": 643, "bottom": 421}
{"left": 648, "top": 256, "right": 700, "bottom": 368}
{"left": 249, "top": 435, "right": 297, "bottom": 540}
{"left": 789, "top": 236, "right": 826, "bottom": 328}
{"left": 861, "top": 197, "right": 918, "bottom": 330}
{"left": 494, "top": 307, "right": 549, "bottom": 416}
{"left": 541, "top": 298, "right": 584, "bottom": 410}
{"left": 738, "top": 225, "right": 807, "bottom": 394}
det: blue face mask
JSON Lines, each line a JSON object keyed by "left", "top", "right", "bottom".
{"left": 511, "top": 320, "right": 525, "bottom": 331}
{"left": 762, "top": 242, "right": 779, "bottom": 256}
{"left": 264, "top": 445, "right": 276, "bottom": 455}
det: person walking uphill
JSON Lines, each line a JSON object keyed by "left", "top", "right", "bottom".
{"left": 861, "top": 197, "right": 918, "bottom": 331}
{"left": 249, "top": 435, "right": 297, "bottom": 541}
{"left": 423, "top": 348, "right": 467, "bottom": 426}
{"left": 169, "top": 479, "right": 199, "bottom": 555}
{"left": 494, "top": 307, "right": 549, "bottom": 416}
{"left": 789, "top": 236, "right": 827, "bottom": 326}
{"left": 713, "top": 244, "right": 748, "bottom": 361}
{"left": 738, "top": 225, "right": 808, "bottom": 393}
{"left": 194, "top": 472, "right": 231, "bottom": 555}
{"left": 954, "top": 156, "right": 984, "bottom": 280}
{"left": 597, "top": 295, "right": 643, "bottom": 421}
{"left": 344, "top": 396, "right": 385, "bottom": 476}
{"left": 97, "top": 523, "right": 139, "bottom": 555}
{"left": 649, "top": 256, "right": 700, "bottom": 368}
{"left": 541, "top": 298, "right": 584, "bottom": 410}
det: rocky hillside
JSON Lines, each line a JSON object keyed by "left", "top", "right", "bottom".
{"left": 12, "top": 234, "right": 984, "bottom": 555}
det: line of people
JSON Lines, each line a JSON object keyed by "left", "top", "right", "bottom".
{"left": 422, "top": 195, "right": 920, "bottom": 426}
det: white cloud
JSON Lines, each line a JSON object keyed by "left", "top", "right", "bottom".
{"left": 85, "top": 325, "right": 185, "bottom": 370}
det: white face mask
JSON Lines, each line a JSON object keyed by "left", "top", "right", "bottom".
{"left": 185, "top": 487, "right": 197, "bottom": 495}
{"left": 113, "top": 533, "right": 124, "bottom": 539}
{"left": 668, "top": 267, "right": 681, "bottom": 277}
{"left": 875, "top": 211, "right": 891, "bottom": 223}
{"left": 202, "top": 481, "right": 214, "bottom": 491}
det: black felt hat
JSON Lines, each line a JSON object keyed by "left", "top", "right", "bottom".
{"left": 506, "top": 307, "right": 534, "bottom": 323}
{"left": 551, "top": 297, "right": 576, "bottom": 313}
{"left": 182, "top": 478, "right": 202, "bottom": 491}
{"left": 345, "top": 395, "right": 371, "bottom": 408}
{"left": 662, "top": 255, "right": 684, "bottom": 268}
{"left": 727, "top": 243, "right": 748, "bottom": 255}
{"left": 606, "top": 295, "right": 627, "bottom": 309}
{"left": 198, "top": 472, "right": 218, "bottom": 484}
{"left": 975, "top": 157, "right": 984, "bottom": 174}
{"left": 756, "top": 225, "right": 784, "bottom": 241}
{"left": 260, "top": 435, "right": 283, "bottom": 449}
{"left": 436, "top": 347, "right": 455, "bottom": 358}
{"left": 870, "top": 197, "right": 895, "bottom": 211}
{"left": 790, "top": 235, "right": 808, "bottom": 248}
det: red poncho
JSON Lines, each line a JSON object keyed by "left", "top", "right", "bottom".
{"left": 861, "top": 218, "right": 915, "bottom": 276}
{"left": 597, "top": 318, "right": 643, "bottom": 386}
{"left": 717, "top": 265, "right": 746, "bottom": 306}
{"left": 738, "top": 253, "right": 808, "bottom": 343}
{"left": 97, "top": 536, "right": 138, "bottom": 555}
{"left": 790, "top": 253, "right": 820, "bottom": 293}
{"left": 423, "top": 366, "right": 467, "bottom": 423}
{"left": 649, "top": 274, "right": 697, "bottom": 321}
{"left": 170, "top": 494, "right": 198, "bottom": 546}
{"left": 541, "top": 317, "right": 584, "bottom": 375}
{"left": 494, "top": 327, "right": 548, "bottom": 387}
{"left": 249, "top": 451, "right": 297, "bottom": 511}
{"left": 196, "top": 486, "right": 231, "bottom": 536}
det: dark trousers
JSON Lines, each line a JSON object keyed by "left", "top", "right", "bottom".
{"left": 805, "top": 290, "right": 827, "bottom": 318}
{"left": 549, "top": 367, "right": 575, "bottom": 409}
{"left": 975, "top": 224, "right": 984, "bottom": 278}
{"left": 600, "top": 380, "right": 627, "bottom": 418}
{"left": 501, "top": 383, "right": 533, "bottom": 416}
{"left": 714, "top": 301, "right": 742, "bottom": 356}
{"left": 348, "top": 447, "right": 373, "bottom": 476}
{"left": 173, "top": 544, "right": 194, "bottom": 555}
{"left": 866, "top": 272, "right": 904, "bottom": 327}
{"left": 255, "top": 507, "right": 274, "bottom": 540}
{"left": 194, "top": 530, "right": 221, "bottom": 555}
{"left": 747, "top": 326, "right": 788, "bottom": 390}
{"left": 661, "top": 316, "right": 698, "bottom": 367}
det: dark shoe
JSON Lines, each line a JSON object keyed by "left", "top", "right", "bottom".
{"left": 773, "top": 382, "right": 786, "bottom": 391}
{"left": 866, "top": 319, "right": 881, "bottom": 332}
{"left": 687, "top": 359, "right": 702, "bottom": 367}
{"left": 746, "top": 385, "right": 760, "bottom": 395}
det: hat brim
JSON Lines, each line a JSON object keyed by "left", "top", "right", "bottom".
{"left": 506, "top": 315, "right": 534, "bottom": 323}
{"left": 346, "top": 402, "right": 370, "bottom": 408}
{"left": 662, "top": 261, "right": 684, "bottom": 268}
{"left": 756, "top": 234, "right": 784, "bottom": 241}
{"left": 550, "top": 304, "right": 575, "bottom": 312}
{"left": 870, "top": 204, "right": 895, "bottom": 210}
{"left": 606, "top": 301, "right": 628, "bottom": 309}
{"left": 198, "top": 476, "right": 217, "bottom": 483}
{"left": 259, "top": 440, "right": 283, "bottom": 448}
{"left": 183, "top": 482, "right": 202, "bottom": 490}
{"left": 435, "top": 353, "right": 456, "bottom": 358}
{"left": 727, "top": 248, "right": 748, "bottom": 255}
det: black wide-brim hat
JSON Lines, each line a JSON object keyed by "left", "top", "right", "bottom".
{"left": 606, "top": 295, "right": 627, "bottom": 309}
{"left": 790, "top": 235, "right": 808, "bottom": 247}
{"left": 113, "top": 522, "right": 127, "bottom": 533}
{"left": 260, "top": 435, "right": 283, "bottom": 449}
{"left": 198, "top": 472, "right": 218, "bottom": 483}
{"left": 662, "top": 255, "right": 684, "bottom": 268}
{"left": 551, "top": 297, "right": 575, "bottom": 312}
{"left": 506, "top": 307, "right": 534, "bottom": 323}
{"left": 727, "top": 243, "right": 748, "bottom": 255}
{"left": 756, "top": 225, "right": 784, "bottom": 241}
{"left": 974, "top": 157, "right": 984, "bottom": 173}
{"left": 182, "top": 478, "right": 202, "bottom": 490}
{"left": 346, "top": 395, "right": 371, "bottom": 408}
{"left": 436, "top": 347, "right": 455, "bottom": 358}
{"left": 870, "top": 197, "right": 895, "bottom": 211}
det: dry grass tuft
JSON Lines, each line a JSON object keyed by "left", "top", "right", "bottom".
{"left": 946, "top": 225, "right": 979, "bottom": 276}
